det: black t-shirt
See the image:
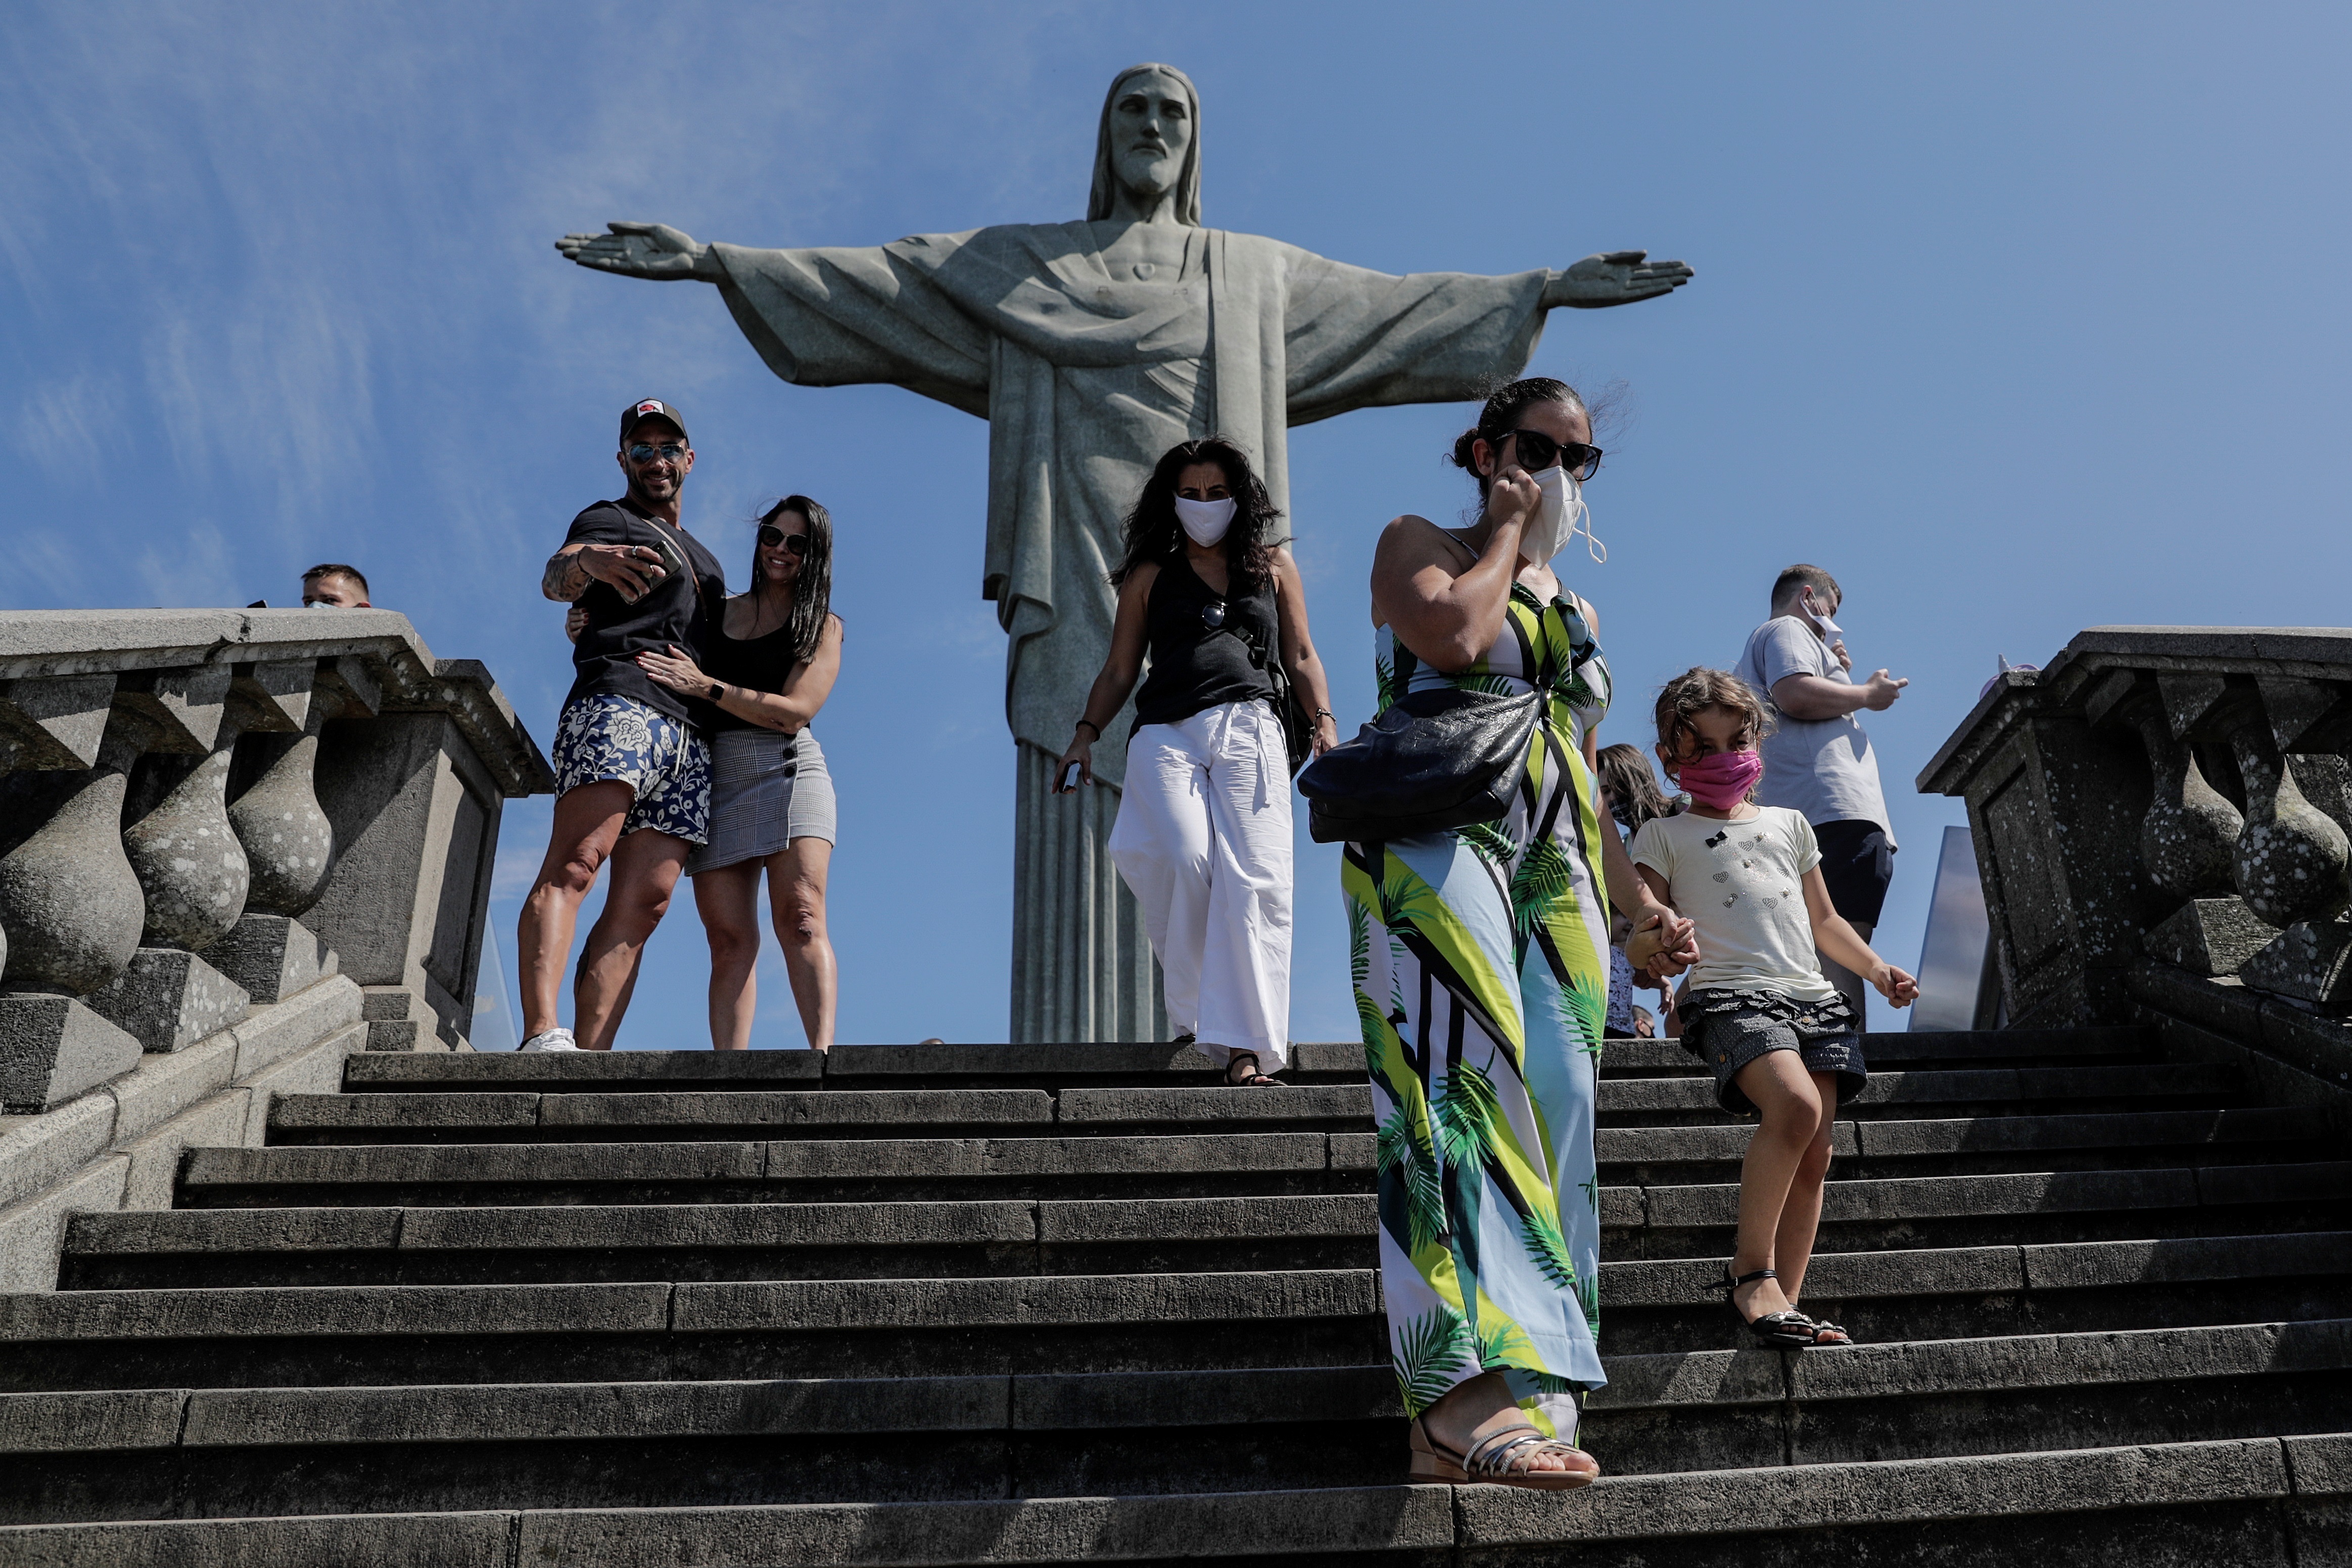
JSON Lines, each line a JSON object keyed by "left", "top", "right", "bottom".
{"left": 561, "top": 499, "right": 729, "bottom": 725}
{"left": 700, "top": 609, "right": 809, "bottom": 735}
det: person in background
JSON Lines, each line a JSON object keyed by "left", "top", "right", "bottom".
{"left": 1595, "top": 743, "right": 1676, "bottom": 1037}
{"left": 1054, "top": 436, "right": 1338, "bottom": 1086}
{"left": 635, "top": 497, "right": 844, "bottom": 1052}
{"left": 301, "top": 564, "right": 371, "bottom": 607}
{"left": 516, "top": 398, "right": 727, "bottom": 1052}
{"left": 1631, "top": 1004, "right": 1656, "bottom": 1039}
{"left": 1734, "top": 564, "right": 1907, "bottom": 1027}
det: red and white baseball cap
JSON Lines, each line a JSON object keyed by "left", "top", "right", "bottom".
{"left": 619, "top": 399, "right": 689, "bottom": 445}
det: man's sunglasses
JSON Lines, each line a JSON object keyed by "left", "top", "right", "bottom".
{"left": 625, "top": 442, "right": 687, "bottom": 463}
{"left": 757, "top": 525, "right": 811, "bottom": 556}
{"left": 1501, "top": 429, "right": 1603, "bottom": 481}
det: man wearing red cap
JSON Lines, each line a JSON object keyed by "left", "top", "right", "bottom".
{"left": 514, "top": 399, "right": 728, "bottom": 1051}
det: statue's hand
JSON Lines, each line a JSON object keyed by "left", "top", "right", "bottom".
{"left": 1546, "top": 250, "right": 1694, "bottom": 309}
{"left": 554, "top": 222, "right": 719, "bottom": 280}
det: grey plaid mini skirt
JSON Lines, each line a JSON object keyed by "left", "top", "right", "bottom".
{"left": 683, "top": 727, "right": 835, "bottom": 875}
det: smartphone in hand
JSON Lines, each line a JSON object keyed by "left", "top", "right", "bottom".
{"left": 1057, "top": 762, "right": 1083, "bottom": 793}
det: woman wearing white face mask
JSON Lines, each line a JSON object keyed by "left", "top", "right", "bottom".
{"left": 1054, "top": 437, "right": 1339, "bottom": 1084}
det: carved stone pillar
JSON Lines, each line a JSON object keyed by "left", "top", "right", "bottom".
{"left": 213, "top": 662, "right": 346, "bottom": 1005}
{"left": 2121, "top": 687, "right": 2264, "bottom": 977}
{"left": 0, "top": 700, "right": 147, "bottom": 1110}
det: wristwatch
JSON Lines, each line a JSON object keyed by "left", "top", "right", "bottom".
{"left": 707, "top": 682, "right": 724, "bottom": 702}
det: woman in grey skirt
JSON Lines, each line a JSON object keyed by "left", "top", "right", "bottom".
{"left": 636, "top": 496, "right": 843, "bottom": 1050}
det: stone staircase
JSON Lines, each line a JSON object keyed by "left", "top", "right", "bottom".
{"left": 2, "top": 1028, "right": 2349, "bottom": 1565}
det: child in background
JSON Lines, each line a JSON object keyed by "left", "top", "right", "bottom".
{"left": 1630, "top": 669, "right": 1918, "bottom": 1349}
{"left": 1595, "top": 744, "right": 1678, "bottom": 1037}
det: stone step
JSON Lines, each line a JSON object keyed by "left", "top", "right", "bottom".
{"left": 60, "top": 1197, "right": 1385, "bottom": 1288}
{"left": 265, "top": 1085, "right": 1377, "bottom": 1144}
{"left": 334, "top": 1027, "right": 2162, "bottom": 1095}
{"left": 62, "top": 1161, "right": 2352, "bottom": 1290}
{"left": 271, "top": 1063, "right": 2243, "bottom": 1146}
{"left": 178, "top": 1134, "right": 1372, "bottom": 1208}
{"left": 13, "top": 1233, "right": 2352, "bottom": 1390}
{"left": 175, "top": 1105, "right": 2340, "bottom": 1212}
{"left": 1595, "top": 1103, "right": 2337, "bottom": 1185}
{"left": 5, "top": 1320, "right": 2348, "bottom": 1521}
{"left": 1, "top": 1433, "right": 2341, "bottom": 1566}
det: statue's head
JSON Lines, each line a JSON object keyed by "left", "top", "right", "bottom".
{"left": 1089, "top": 63, "right": 1201, "bottom": 225}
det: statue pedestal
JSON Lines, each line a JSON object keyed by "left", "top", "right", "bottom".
{"left": 1010, "top": 743, "right": 1162, "bottom": 1043}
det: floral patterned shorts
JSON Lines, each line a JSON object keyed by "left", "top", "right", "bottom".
{"left": 552, "top": 693, "right": 711, "bottom": 844}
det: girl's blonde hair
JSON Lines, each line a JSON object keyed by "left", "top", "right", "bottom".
{"left": 1652, "top": 667, "right": 1773, "bottom": 765}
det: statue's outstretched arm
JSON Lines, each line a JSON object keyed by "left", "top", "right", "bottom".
{"left": 1542, "top": 250, "right": 1694, "bottom": 309}
{"left": 555, "top": 222, "right": 727, "bottom": 281}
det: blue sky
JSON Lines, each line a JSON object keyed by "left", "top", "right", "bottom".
{"left": 6, "top": 3, "right": 2347, "bottom": 1048}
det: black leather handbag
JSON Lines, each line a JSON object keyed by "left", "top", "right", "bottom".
{"left": 1298, "top": 646, "right": 1542, "bottom": 843}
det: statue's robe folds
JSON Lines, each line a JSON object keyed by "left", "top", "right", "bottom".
{"left": 711, "top": 222, "right": 1551, "bottom": 1040}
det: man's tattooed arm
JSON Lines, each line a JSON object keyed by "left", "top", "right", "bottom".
{"left": 543, "top": 547, "right": 592, "bottom": 602}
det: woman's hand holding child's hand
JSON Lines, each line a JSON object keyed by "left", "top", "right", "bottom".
{"left": 1871, "top": 964, "right": 1920, "bottom": 1008}
{"left": 1626, "top": 908, "right": 1699, "bottom": 976}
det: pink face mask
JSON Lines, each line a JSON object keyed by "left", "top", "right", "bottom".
{"left": 1676, "top": 748, "right": 1764, "bottom": 811}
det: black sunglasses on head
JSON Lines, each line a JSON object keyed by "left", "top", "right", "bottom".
{"left": 757, "top": 525, "right": 811, "bottom": 556}
{"left": 1500, "top": 429, "right": 1603, "bottom": 481}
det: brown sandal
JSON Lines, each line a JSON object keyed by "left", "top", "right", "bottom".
{"left": 1408, "top": 1417, "right": 1598, "bottom": 1490}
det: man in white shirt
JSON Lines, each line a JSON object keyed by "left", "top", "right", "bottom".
{"left": 1735, "top": 565, "right": 1908, "bottom": 1026}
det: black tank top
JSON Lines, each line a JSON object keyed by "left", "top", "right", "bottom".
{"left": 701, "top": 604, "right": 808, "bottom": 735}
{"left": 1131, "top": 552, "right": 1278, "bottom": 732}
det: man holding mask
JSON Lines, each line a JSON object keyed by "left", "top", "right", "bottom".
{"left": 1736, "top": 564, "right": 1908, "bottom": 1025}
{"left": 513, "top": 399, "right": 727, "bottom": 1052}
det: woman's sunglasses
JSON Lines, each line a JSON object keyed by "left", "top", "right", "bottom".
{"left": 757, "top": 525, "right": 811, "bottom": 556}
{"left": 1501, "top": 429, "right": 1603, "bottom": 481}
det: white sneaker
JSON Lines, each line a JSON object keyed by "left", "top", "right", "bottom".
{"left": 519, "top": 1028, "right": 582, "bottom": 1053}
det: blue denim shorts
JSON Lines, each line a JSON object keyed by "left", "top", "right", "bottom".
{"left": 1683, "top": 987, "right": 1867, "bottom": 1117}
{"left": 552, "top": 694, "right": 711, "bottom": 844}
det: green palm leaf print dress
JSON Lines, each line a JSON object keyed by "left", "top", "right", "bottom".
{"left": 1342, "top": 584, "right": 1613, "bottom": 1441}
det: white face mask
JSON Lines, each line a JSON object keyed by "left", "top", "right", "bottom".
{"left": 1798, "top": 588, "right": 1843, "bottom": 635}
{"left": 1519, "top": 466, "right": 1606, "bottom": 565}
{"left": 1174, "top": 495, "right": 1236, "bottom": 547}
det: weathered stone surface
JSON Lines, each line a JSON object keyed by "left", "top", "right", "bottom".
{"left": 2240, "top": 918, "right": 2352, "bottom": 1006}
{"left": 0, "top": 761, "right": 143, "bottom": 995}
{"left": 272, "top": 1091, "right": 542, "bottom": 1131}
{"left": 1056, "top": 1086, "right": 1369, "bottom": 1123}
{"left": 672, "top": 1270, "right": 1379, "bottom": 1334}
{"left": 0, "top": 1510, "right": 513, "bottom": 1567}
{"left": 1586, "top": 1349, "right": 1783, "bottom": 1410}
{"left": 2021, "top": 1232, "right": 2352, "bottom": 1290}
{"left": 119, "top": 1088, "right": 252, "bottom": 1211}
{"left": 207, "top": 914, "right": 335, "bottom": 1005}
{"left": 1010, "top": 1365, "right": 1393, "bottom": 1429}
{"left": 102, "top": 1032, "right": 238, "bottom": 1143}
{"left": 67, "top": 1205, "right": 401, "bottom": 1256}
{"left": 228, "top": 975, "right": 362, "bottom": 1079}
{"left": 181, "top": 1139, "right": 768, "bottom": 1191}
{"left": 80, "top": 948, "right": 248, "bottom": 1054}
{"left": 0, "top": 1095, "right": 116, "bottom": 1212}
{"left": 400, "top": 1202, "right": 1039, "bottom": 1253}
{"left": 0, "top": 996, "right": 141, "bottom": 1113}
{"left": 1037, "top": 1196, "right": 1373, "bottom": 1244}
{"left": 181, "top": 1375, "right": 1006, "bottom": 1447}
{"left": 238, "top": 1023, "right": 369, "bottom": 1145}
{"left": 0, "top": 1281, "right": 672, "bottom": 1341}
{"left": 543, "top": 1089, "right": 1057, "bottom": 1129}
{"left": 516, "top": 1485, "right": 1456, "bottom": 1565}
{"left": 2144, "top": 897, "right": 2275, "bottom": 976}
{"left": 0, "top": 1388, "right": 183, "bottom": 1453}
{"left": 345, "top": 1047, "right": 825, "bottom": 1089}
{"left": 0, "top": 1156, "right": 126, "bottom": 1292}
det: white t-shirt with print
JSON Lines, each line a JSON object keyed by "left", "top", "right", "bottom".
{"left": 1630, "top": 805, "right": 1839, "bottom": 1002}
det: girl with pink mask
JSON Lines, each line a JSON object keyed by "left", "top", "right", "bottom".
{"left": 1629, "top": 668, "right": 1919, "bottom": 1350}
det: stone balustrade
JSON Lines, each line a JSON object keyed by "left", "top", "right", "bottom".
{"left": 0, "top": 609, "right": 551, "bottom": 1111}
{"left": 1921, "top": 627, "right": 2352, "bottom": 1106}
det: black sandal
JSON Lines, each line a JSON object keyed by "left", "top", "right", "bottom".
{"left": 1712, "top": 1266, "right": 1817, "bottom": 1349}
{"left": 1224, "top": 1052, "right": 1282, "bottom": 1087}
{"left": 1800, "top": 1312, "right": 1854, "bottom": 1347}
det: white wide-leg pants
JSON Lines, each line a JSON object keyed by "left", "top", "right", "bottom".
{"left": 1108, "top": 700, "right": 1294, "bottom": 1068}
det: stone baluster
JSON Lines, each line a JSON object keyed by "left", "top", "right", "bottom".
{"left": 213, "top": 662, "right": 347, "bottom": 1004}
{"left": 0, "top": 689, "right": 150, "bottom": 1110}
{"left": 2123, "top": 685, "right": 2265, "bottom": 975}
{"left": 2233, "top": 674, "right": 2352, "bottom": 1006}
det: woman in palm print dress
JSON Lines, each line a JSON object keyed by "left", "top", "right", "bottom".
{"left": 1347, "top": 377, "right": 1695, "bottom": 1489}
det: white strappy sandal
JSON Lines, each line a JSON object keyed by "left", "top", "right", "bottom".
{"left": 1408, "top": 1417, "right": 1598, "bottom": 1491}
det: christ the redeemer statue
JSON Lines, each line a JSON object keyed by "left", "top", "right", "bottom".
{"left": 557, "top": 63, "right": 1691, "bottom": 1044}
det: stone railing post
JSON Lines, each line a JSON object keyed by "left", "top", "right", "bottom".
{"left": 0, "top": 609, "right": 551, "bottom": 1106}
{"left": 1924, "top": 628, "right": 2352, "bottom": 1057}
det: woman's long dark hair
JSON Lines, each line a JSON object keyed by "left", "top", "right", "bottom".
{"left": 754, "top": 494, "right": 834, "bottom": 663}
{"left": 1107, "top": 436, "right": 1286, "bottom": 590}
